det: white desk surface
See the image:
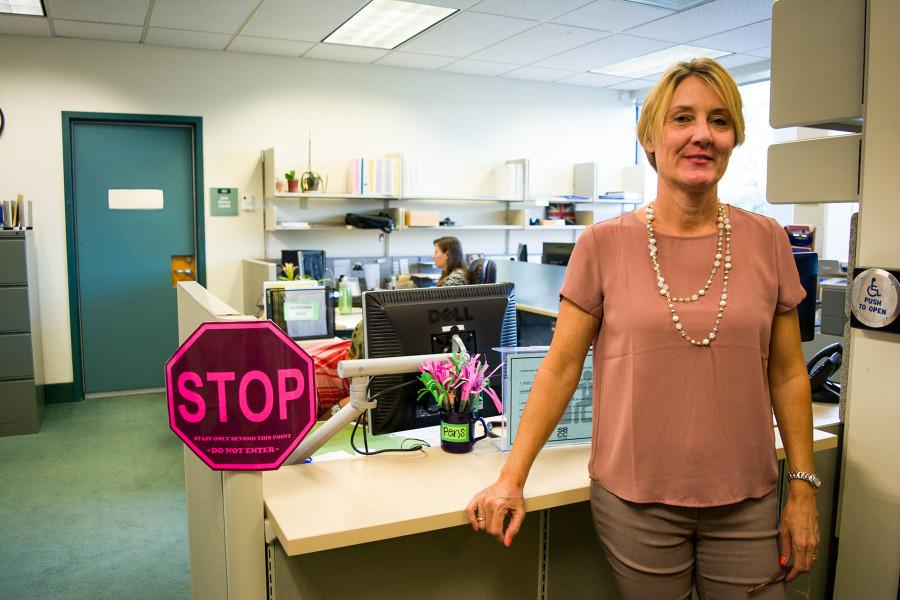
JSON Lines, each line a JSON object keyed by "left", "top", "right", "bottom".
{"left": 772, "top": 402, "right": 840, "bottom": 430}
{"left": 812, "top": 402, "right": 841, "bottom": 429}
{"left": 263, "top": 427, "right": 837, "bottom": 557}
{"left": 516, "top": 303, "right": 560, "bottom": 318}
{"left": 334, "top": 307, "right": 362, "bottom": 332}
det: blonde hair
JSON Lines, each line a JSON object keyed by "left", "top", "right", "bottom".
{"left": 637, "top": 58, "right": 745, "bottom": 170}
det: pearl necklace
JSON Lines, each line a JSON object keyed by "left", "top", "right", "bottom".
{"left": 646, "top": 201, "right": 732, "bottom": 347}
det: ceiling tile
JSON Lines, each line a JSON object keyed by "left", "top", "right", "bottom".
{"left": 535, "top": 34, "right": 671, "bottom": 71}
{"left": 404, "top": 0, "right": 478, "bottom": 7}
{"left": 690, "top": 19, "right": 770, "bottom": 53}
{"left": 145, "top": 27, "right": 232, "bottom": 50}
{"left": 746, "top": 45, "right": 770, "bottom": 58}
{"left": 0, "top": 14, "right": 50, "bottom": 36}
{"left": 439, "top": 58, "right": 518, "bottom": 76}
{"left": 501, "top": 65, "right": 574, "bottom": 82}
{"left": 242, "top": 0, "right": 367, "bottom": 42}
{"left": 228, "top": 35, "right": 314, "bottom": 56}
{"left": 470, "top": 0, "right": 594, "bottom": 22}
{"left": 44, "top": 0, "right": 149, "bottom": 26}
{"left": 556, "top": 71, "right": 630, "bottom": 87}
{"left": 553, "top": 0, "right": 673, "bottom": 33}
{"left": 400, "top": 11, "right": 536, "bottom": 57}
{"left": 304, "top": 43, "right": 390, "bottom": 64}
{"left": 150, "top": 0, "right": 259, "bottom": 34}
{"left": 625, "top": 0, "right": 772, "bottom": 43}
{"left": 374, "top": 51, "right": 457, "bottom": 69}
{"left": 470, "top": 22, "right": 609, "bottom": 65}
{"left": 605, "top": 77, "right": 657, "bottom": 91}
{"left": 53, "top": 19, "right": 142, "bottom": 42}
{"left": 715, "top": 52, "right": 768, "bottom": 70}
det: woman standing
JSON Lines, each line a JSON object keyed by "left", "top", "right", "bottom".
{"left": 433, "top": 236, "right": 469, "bottom": 286}
{"left": 466, "top": 59, "right": 819, "bottom": 599}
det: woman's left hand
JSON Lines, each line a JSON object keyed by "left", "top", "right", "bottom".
{"left": 778, "top": 485, "right": 820, "bottom": 581}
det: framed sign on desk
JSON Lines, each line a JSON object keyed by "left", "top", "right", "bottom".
{"left": 499, "top": 346, "right": 592, "bottom": 450}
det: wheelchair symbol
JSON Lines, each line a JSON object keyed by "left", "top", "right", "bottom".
{"left": 867, "top": 277, "right": 882, "bottom": 298}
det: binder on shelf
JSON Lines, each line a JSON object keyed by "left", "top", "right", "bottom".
{"left": 387, "top": 152, "right": 419, "bottom": 196}
{"left": 622, "top": 165, "right": 645, "bottom": 201}
{"left": 346, "top": 157, "right": 400, "bottom": 195}
{"left": 495, "top": 159, "right": 528, "bottom": 200}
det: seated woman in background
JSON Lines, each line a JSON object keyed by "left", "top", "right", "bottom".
{"left": 433, "top": 236, "right": 469, "bottom": 286}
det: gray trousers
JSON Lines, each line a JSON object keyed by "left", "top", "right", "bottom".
{"left": 590, "top": 481, "right": 787, "bottom": 600}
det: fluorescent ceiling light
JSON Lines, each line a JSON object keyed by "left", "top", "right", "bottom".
{"left": 591, "top": 45, "right": 730, "bottom": 78}
{"left": 0, "top": 0, "right": 44, "bottom": 15}
{"left": 323, "top": 0, "right": 457, "bottom": 50}
{"left": 625, "top": 0, "right": 711, "bottom": 9}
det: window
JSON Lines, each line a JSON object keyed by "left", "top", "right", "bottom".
{"left": 718, "top": 80, "right": 793, "bottom": 223}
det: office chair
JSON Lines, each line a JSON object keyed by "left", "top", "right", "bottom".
{"left": 468, "top": 258, "right": 497, "bottom": 285}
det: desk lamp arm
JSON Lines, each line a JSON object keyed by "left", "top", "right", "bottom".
{"left": 282, "top": 335, "right": 469, "bottom": 466}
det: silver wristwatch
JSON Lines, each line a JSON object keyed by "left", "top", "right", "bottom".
{"left": 787, "top": 471, "right": 822, "bottom": 489}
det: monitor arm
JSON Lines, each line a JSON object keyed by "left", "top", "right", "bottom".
{"left": 283, "top": 335, "right": 468, "bottom": 465}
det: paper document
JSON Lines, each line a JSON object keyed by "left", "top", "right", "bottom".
{"left": 108, "top": 189, "right": 164, "bottom": 210}
{"left": 364, "top": 263, "right": 380, "bottom": 290}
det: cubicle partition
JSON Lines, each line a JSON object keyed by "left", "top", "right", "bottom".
{"left": 176, "top": 282, "right": 266, "bottom": 600}
{"left": 178, "top": 280, "right": 839, "bottom": 600}
{"left": 494, "top": 260, "right": 566, "bottom": 346}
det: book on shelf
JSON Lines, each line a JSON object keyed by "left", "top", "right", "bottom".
{"left": 346, "top": 157, "right": 400, "bottom": 195}
{"left": 386, "top": 152, "right": 420, "bottom": 196}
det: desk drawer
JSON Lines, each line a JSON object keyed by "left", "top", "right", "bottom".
{"left": 0, "top": 379, "right": 40, "bottom": 424}
{"left": 0, "top": 334, "right": 34, "bottom": 379}
{"left": 0, "top": 239, "right": 26, "bottom": 284}
{"left": 0, "top": 288, "right": 30, "bottom": 332}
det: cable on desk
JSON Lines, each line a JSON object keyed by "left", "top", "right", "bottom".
{"left": 350, "top": 377, "right": 430, "bottom": 456}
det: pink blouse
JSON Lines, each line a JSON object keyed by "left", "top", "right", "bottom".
{"left": 560, "top": 207, "right": 805, "bottom": 507}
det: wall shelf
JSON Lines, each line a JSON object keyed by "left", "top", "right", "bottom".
{"left": 399, "top": 225, "right": 522, "bottom": 231}
{"left": 268, "top": 224, "right": 356, "bottom": 231}
{"left": 400, "top": 195, "right": 525, "bottom": 203}
{"left": 267, "top": 192, "right": 396, "bottom": 201}
{"left": 260, "top": 147, "right": 600, "bottom": 258}
{"left": 525, "top": 225, "right": 586, "bottom": 231}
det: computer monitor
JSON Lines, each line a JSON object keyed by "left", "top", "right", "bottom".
{"left": 541, "top": 242, "right": 575, "bottom": 266}
{"left": 792, "top": 250, "right": 818, "bottom": 342}
{"left": 516, "top": 243, "right": 528, "bottom": 262}
{"left": 363, "top": 283, "right": 517, "bottom": 435}
{"left": 281, "top": 249, "right": 326, "bottom": 281}
{"left": 265, "top": 284, "right": 334, "bottom": 341}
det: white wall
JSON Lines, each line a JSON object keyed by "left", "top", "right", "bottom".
{"left": 0, "top": 35, "right": 635, "bottom": 386}
{"left": 834, "top": 0, "right": 900, "bottom": 594}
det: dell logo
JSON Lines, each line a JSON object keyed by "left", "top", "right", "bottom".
{"left": 428, "top": 307, "right": 473, "bottom": 324}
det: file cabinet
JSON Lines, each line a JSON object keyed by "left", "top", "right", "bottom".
{"left": 0, "top": 230, "right": 43, "bottom": 436}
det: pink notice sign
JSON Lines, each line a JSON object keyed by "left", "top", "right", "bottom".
{"left": 165, "top": 321, "right": 317, "bottom": 471}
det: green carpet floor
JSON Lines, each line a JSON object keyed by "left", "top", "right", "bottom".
{"left": 0, "top": 393, "right": 190, "bottom": 600}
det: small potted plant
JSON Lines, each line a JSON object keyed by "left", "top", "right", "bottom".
{"left": 279, "top": 262, "right": 299, "bottom": 280}
{"left": 418, "top": 353, "right": 501, "bottom": 453}
{"left": 285, "top": 170, "right": 299, "bottom": 193}
{"left": 301, "top": 132, "right": 322, "bottom": 192}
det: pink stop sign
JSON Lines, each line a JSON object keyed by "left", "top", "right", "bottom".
{"left": 165, "top": 321, "right": 317, "bottom": 470}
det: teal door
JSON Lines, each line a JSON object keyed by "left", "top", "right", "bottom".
{"left": 66, "top": 117, "right": 203, "bottom": 395}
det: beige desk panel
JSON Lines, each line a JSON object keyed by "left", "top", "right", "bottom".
{"left": 811, "top": 402, "right": 841, "bottom": 429}
{"left": 264, "top": 428, "right": 836, "bottom": 557}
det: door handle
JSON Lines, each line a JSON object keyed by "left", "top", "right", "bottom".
{"left": 171, "top": 255, "right": 197, "bottom": 286}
